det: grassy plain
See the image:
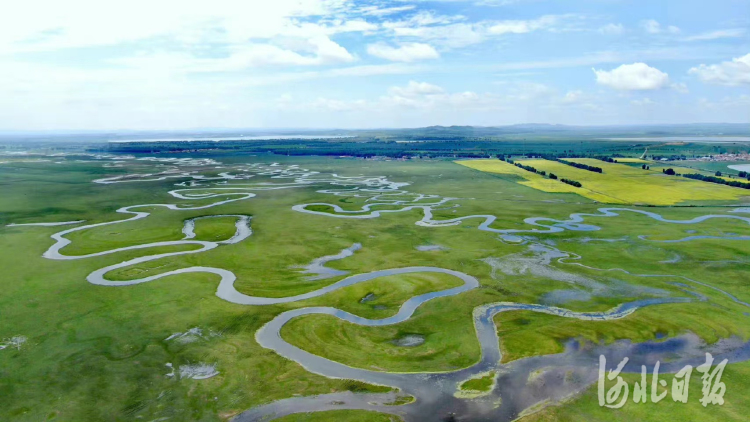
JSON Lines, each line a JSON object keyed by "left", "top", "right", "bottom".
{"left": 1, "top": 154, "right": 750, "bottom": 421}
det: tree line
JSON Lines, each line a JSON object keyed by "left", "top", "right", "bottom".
{"left": 500, "top": 157, "right": 583, "bottom": 188}
{"left": 557, "top": 159, "right": 603, "bottom": 173}
{"left": 682, "top": 173, "right": 750, "bottom": 189}
{"left": 561, "top": 178, "right": 583, "bottom": 188}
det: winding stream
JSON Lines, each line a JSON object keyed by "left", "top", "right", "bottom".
{"left": 8, "top": 159, "right": 750, "bottom": 421}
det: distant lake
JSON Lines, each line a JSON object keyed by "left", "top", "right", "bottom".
{"left": 109, "top": 135, "right": 355, "bottom": 143}
{"left": 604, "top": 137, "right": 750, "bottom": 142}
{"left": 728, "top": 164, "right": 750, "bottom": 172}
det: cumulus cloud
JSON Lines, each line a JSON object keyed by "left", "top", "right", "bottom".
{"left": 640, "top": 19, "right": 680, "bottom": 34}
{"left": 689, "top": 53, "right": 750, "bottom": 86}
{"left": 367, "top": 42, "right": 440, "bottom": 62}
{"left": 593, "top": 63, "right": 671, "bottom": 90}
{"left": 598, "top": 23, "right": 624, "bottom": 35}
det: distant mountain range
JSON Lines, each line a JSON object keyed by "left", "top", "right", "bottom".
{"left": 1, "top": 123, "right": 748, "bottom": 143}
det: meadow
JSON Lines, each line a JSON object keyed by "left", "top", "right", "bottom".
{"left": 1, "top": 152, "right": 749, "bottom": 421}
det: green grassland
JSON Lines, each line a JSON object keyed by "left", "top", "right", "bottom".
{"left": 1, "top": 155, "right": 750, "bottom": 421}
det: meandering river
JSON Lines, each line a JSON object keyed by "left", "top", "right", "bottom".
{"left": 9, "top": 159, "right": 750, "bottom": 421}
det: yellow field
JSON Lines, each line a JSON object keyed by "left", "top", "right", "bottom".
{"left": 457, "top": 158, "right": 749, "bottom": 205}
{"left": 456, "top": 159, "right": 619, "bottom": 203}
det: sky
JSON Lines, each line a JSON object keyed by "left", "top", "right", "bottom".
{"left": 1, "top": 0, "right": 749, "bottom": 130}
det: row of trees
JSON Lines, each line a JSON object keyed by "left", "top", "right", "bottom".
{"left": 558, "top": 159, "right": 603, "bottom": 173}
{"left": 500, "top": 156, "right": 583, "bottom": 187}
{"left": 683, "top": 173, "right": 750, "bottom": 189}
{"left": 509, "top": 162, "right": 582, "bottom": 187}
{"left": 514, "top": 162, "right": 546, "bottom": 176}
{"left": 561, "top": 178, "right": 583, "bottom": 187}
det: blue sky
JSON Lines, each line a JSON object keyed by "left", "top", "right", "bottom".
{"left": 1, "top": 0, "right": 748, "bottom": 130}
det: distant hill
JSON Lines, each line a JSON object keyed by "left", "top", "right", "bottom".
{"left": 1, "top": 123, "right": 748, "bottom": 143}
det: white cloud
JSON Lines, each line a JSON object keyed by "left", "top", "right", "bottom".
{"left": 409, "top": 11, "right": 466, "bottom": 26}
{"left": 684, "top": 28, "right": 746, "bottom": 41}
{"left": 326, "top": 63, "right": 428, "bottom": 77}
{"left": 641, "top": 20, "right": 661, "bottom": 34}
{"left": 689, "top": 53, "right": 750, "bottom": 86}
{"left": 358, "top": 5, "right": 416, "bottom": 17}
{"left": 0, "top": 0, "right": 367, "bottom": 52}
{"left": 387, "top": 22, "right": 486, "bottom": 48}
{"left": 562, "top": 90, "right": 585, "bottom": 104}
{"left": 593, "top": 63, "right": 671, "bottom": 90}
{"left": 640, "top": 19, "right": 680, "bottom": 35}
{"left": 598, "top": 23, "right": 624, "bottom": 35}
{"left": 280, "top": 81, "right": 492, "bottom": 115}
{"left": 379, "top": 81, "right": 494, "bottom": 110}
{"left": 381, "top": 12, "right": 484, "bottom": 48}
{"left": 382, "top": 11, "right": 464, "bottom": 30}
{"left": 113, "top": 36, "right": 355, "bottom": 71}
{"left": 0, "top": 0, "right": 375, "bottom": 70}
{"left": 367, "top": 42, "right": 440, "bottom": 62}
{"left": 230, "top": 37, "right": 355, "bottom": 67}
{"left": 671, "top": 82, "right": 689, "bottom": 94}
{"left": 488, "top": 15, "right": 558, "bottom": 35}
{"left": 382, "top": 13, "right": 581, "bottom": 49}
{"left": 388, "top": 81, "right": 445, "bottom": 97}
{"left": 488, "top": 14, "right": 577, "bottom": 35}
{"left": 0, "top": 0, "right": 746, "bottom": 129}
